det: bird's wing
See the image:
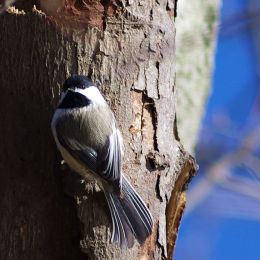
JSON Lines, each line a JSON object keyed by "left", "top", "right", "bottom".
{"left": 54, "top": 112, "right": 122, "bottom": 186}
{"left": 96, "top": 128, "right": 122, "bottom": 185}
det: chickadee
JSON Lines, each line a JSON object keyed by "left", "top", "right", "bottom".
{"left": 51, "top": 75, "right": 153, "bottom": 248}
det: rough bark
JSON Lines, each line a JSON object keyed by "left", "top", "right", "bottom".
{"left": 0, "top": 2, "right": 196, "bottom": 259}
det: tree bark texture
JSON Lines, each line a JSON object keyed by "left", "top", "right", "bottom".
{"left": 0, "top": 2, "right": 196, "bottom": 259}
{"left": 175, "top": 0, "right": 221, "bottom": 154}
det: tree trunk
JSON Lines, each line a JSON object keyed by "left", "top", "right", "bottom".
{"left": 0, "top": 2, "right": 196, "bottom": 259}
{"left": 175, "top": 0, "right": 221, "bottom": 154}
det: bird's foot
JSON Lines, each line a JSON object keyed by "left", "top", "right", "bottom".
{"left": 80, "top": 179, "right": 86, "bottom": 184}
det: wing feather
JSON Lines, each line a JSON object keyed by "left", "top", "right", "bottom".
{"left": 54, "top": 110, "right": 122, "bottom": 186}
{"left": 97, "top": 128, "right": 122, "bottom": 185}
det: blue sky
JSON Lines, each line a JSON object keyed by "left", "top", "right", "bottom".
{"left": 175, "top": 1, "right": 260, "bottom": 259}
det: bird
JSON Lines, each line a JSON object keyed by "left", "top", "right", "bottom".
{"left": 51, "top": 75, "right": 153, "bottom": 248}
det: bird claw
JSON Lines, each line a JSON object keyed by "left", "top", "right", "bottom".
{"left": 60, "top": 160, "right": 68, "bottom": 171}
{"left": 80, "top": 179, "right": 86, "bottom": 184}
{"left": 60, "top": 160, "right": 65, "bottom": 165}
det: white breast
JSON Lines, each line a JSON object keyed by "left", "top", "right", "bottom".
{"left": 51, "top": 109, "right": 94, "bottom": 181}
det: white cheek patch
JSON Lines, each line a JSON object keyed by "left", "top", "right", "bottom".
{"left": 75, "top": 86, "right": 106, "bottom": 106}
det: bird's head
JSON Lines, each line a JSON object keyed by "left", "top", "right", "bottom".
{"left": 62, "top": 75, "right": 94, "bottom": 92}
{"left": 58, "top": 75, "right": 105, "bottom": 109}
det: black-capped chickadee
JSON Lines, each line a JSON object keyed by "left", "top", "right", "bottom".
{"left": 51, "top": 75, "right": 153, "bottom": 248}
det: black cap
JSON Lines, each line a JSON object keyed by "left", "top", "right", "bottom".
{"left": 63, "top": 75, "right": 94, "bottom": 91}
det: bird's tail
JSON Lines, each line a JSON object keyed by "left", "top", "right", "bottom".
{"left": 103, "top": 175, "right": 153, "bottom": 249}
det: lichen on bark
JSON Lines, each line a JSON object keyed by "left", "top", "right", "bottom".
{"left": 175, "top": 0, "right": 221, "bottom": 154}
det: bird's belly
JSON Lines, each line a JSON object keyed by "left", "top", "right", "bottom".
{"left": 59, "top": 145, "right": 95, "bottom": 182}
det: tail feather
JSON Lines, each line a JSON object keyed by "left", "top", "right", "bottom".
{"left": 122, "top": 179, "right": 153, "bottom": 235}
{"left": 107, "top": 191, "right": 135, "bottom": 248}
{"left": 105, "top": 195, "right": 120, "bottom": 242}
{"left": 104, "top": 175, "right": 153, "bottom": 248}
